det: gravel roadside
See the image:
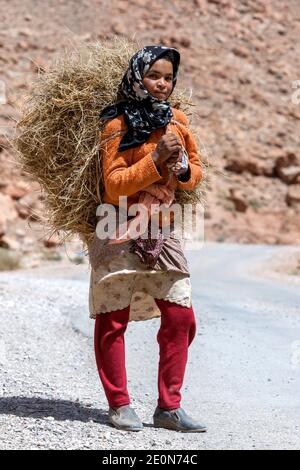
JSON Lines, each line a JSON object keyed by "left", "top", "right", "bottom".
{"left": 0, "top": 262, "right": 208, "bottom": 450}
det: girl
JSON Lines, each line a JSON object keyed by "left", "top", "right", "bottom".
{"left": 88, "top": 45, "right": 207, "bottom": 433}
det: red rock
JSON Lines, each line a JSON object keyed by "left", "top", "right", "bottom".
{"left": 0, "top": 194, "right": 18, "bottom": 223}
{"left": 0, "top": 213, "right": 7, "bottom": 236}
{"left": 232, "top": 45, "right": 249, "bottom": 58}
{"left": 3, "top": 181, "right": 30, "bottom": 200}
{"left": 276, "top": 24, "right": 287, "bottom": 35}
{"left": 117, "top": 3, "right": 128, "bottom": 13}
{"left": 0, "top": 0, "right": 299, "bottom": 248}
{"left": 211, "top": 67, "right": 229, "bottom": 79}
{"left": 198, "top": 107, "right": 213, "bottom": 118}
{"left": 16, "top": 194, "right": 43, "bottom": 221}
{"left": 277, "top": 166, "right": 300, "bottom": 185}
{"left": 30, "top": 58, "right": 47, "bottom": 73}
{"left": 286, "top": 186, "right": 300, "bottom": 206}
{"left": 0, "top": 52, "right": 8, "bottom": 64}
{"left": 274, "top": 151, "right": 299, "bottom": 174}
{"left": 0, "top": 235, "right": 20, "bottom": 251}
{"left": 44, "top": 44, "right": 56, "bottom": 52}
{"left": 111, "top": 22, "right": 127, "bottom": 36}
{"left": 179, "top": 37, "right": 191, "bottom": 48}
{"left": 0, "top": 180, "right": 8, "bottom": 190}
{"left": 19, "top": 28, "right": 33, "bottom": 37}
{"left": 17, "top": 41, "right": 30, "bottom": 51}
{"left": 14, "top": 80, "right": 28, "bottom": 89}
{"left": 194, "top": 0, "right": 208, "bottom": 14}
{"left": 225, "top": 157, "right": 264, "bottom": 176}
{"left": 0, "top": 135, "right": 9, "bottom": 150}
{"left": 238, "top": 75, "right": 252, "bottom": 85}
{"left": 43, "top": 234, "right": 62, "bottom": 248}
{"left": 289, "top": 109, "right": 300, "bottom": 120}
{"left": 228, "top": 188, "right": 248, "bottom": 212}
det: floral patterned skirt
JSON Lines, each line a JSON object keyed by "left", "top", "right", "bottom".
{"left": 88, "top": 225, "right": 192, "bottom": 322}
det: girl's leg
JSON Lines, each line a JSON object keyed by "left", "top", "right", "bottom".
{"left": 154, "top": 298, "right": 197, "bottom": 410}
{"left": 94, "top": 306, "right": 131, "bottom": 409}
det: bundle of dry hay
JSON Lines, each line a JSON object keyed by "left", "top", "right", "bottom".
{"left": 13, "top": 36, "right": 208, "bottom": 249}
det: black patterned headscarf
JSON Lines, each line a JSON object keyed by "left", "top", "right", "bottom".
{"left": 99, "top": 45, "right": 180, "bottom": 152}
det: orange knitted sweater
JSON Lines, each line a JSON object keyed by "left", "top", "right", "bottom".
{"left": 100, "top": 107, "right": 203, "bottom": 211}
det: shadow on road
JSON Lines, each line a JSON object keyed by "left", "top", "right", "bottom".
{"left": 0, "top": 396, "right": 108, "bottom": 425}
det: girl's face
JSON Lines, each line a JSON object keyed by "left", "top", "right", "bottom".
{"left": 142, "top": 58, "right": 174, "bottom": 101}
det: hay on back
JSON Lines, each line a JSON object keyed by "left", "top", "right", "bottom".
{"left": 13, "top": 37, "right": 207, "bottom": 249}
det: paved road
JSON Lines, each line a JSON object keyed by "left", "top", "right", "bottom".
{"left": 115, "top": 242, "right": 300, "bottom": 450}
{"left": 0, "top": 242, "right": 299, "bottom": 449}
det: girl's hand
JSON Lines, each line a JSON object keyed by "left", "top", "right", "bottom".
{"left": 153, "top": 132, "right": 182, "bottom": 166}
{"left": 167, "top": 148, "right": 189, "bottom": 175}
{"left": 166, "top": 148, "right": 183, "bottom": 166}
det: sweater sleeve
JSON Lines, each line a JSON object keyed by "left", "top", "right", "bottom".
{"left": 176, "top": 127, "right": 203, "bottom": 191}
{"left": 101, "top": 125, "right": 163, "bottom": 200}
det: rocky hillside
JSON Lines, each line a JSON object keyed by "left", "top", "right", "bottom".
{"left": 1, "top": 0, "right": 300, "bottom": 267}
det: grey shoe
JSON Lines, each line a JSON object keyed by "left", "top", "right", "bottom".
{"left": 153, "top": 406, "right": 207, "bottom": 433}
{"left": 107, "top": 405, "right": 143, "bottom": 432}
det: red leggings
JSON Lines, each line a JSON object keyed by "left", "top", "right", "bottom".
{"left": 94, "top": 298, "right": 197, "bottom": 410}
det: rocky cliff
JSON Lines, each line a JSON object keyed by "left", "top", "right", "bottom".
{"left": 1, "top": 0, "right": 299, "bottom": 267}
